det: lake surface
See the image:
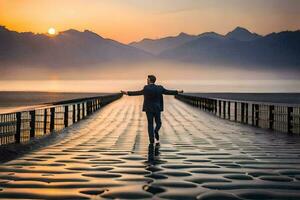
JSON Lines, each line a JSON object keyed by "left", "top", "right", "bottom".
{"left": 1, "top": 79, "right": 300, "bottom": 113}
{"left": 0, "top": 80, "right": 300, "bottom": 93}
{"left": 0, "top": 92, "right": 106, "bottom": 114}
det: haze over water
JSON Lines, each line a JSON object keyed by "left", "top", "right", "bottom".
{"left": 1, "top": 79, "right": 300, "bottom": 93}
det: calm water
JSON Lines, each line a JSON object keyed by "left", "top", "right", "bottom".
{"left": 0, "top": 91, "right": 106, "bottom": 114}
{"left": 0, "top": 80, "right": 300, "bottom": 93}
{"left": 1, "top": 79, "right": 300, "bottom": 113}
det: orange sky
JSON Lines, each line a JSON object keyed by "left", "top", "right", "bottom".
{"left": 1, "top": 0, "right": 300, "bottom": 43}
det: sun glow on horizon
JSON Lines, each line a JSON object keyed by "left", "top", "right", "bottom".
{"left": 1, "top": 0, "right": 300, "bottom": 43}
{"left": 48, "top": 27, "right": 56, "bottom": 35}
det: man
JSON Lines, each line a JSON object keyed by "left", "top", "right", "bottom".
{"left": 121, "top": 75, "right": 183, "bottom": 144}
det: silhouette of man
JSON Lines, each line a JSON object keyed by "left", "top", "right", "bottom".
{"left": 121, "top": 75, "right": 183, "bottom": 144}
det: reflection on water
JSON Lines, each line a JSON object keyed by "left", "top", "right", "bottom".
{"left": 0, "top": 79, "right": 300, "bottom": 93}
{"left": 147, "top": 143, "right": 160, "bottom": 164}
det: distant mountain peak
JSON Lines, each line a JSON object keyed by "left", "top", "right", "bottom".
{"left": 232, "top": 26, "right": 251, "bottom": 33}
{"left": 60, "top": 29, "right": 81, "bottom": 34}
{"left": 178, "top": 32, "right": 190, "bottom": 37}
{"left": 0, "top": 26, "right": 14, "bottom": 33}
{"left": 130, "top": 32, "right": 198, "bottom": 54}
{"left": 83, "top": 29, "right": 103, "bottom": 39}
{"left": 58, "top": 29, "right": 104, "bottom": 40}
{"left": 226, "top": 26, "right": 262, "bottom": 41}
{"left": 198, "top": 31, "right": 224, "bottom": 39}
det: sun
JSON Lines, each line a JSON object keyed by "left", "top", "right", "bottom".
{"left": 48, "top": 27, "right": 56, "bottom": 35}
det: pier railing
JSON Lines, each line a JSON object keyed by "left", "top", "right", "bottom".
{"left": 0, "top": 93, "right": 123, "bottom": 146}
{"left": 175, "top": 94, "right": 300, "bottom": 134}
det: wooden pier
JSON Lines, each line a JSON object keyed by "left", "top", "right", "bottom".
{"left": 0, "top": 95, "right": 300, "bottom": 199}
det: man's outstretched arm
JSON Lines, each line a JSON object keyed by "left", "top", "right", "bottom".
{"left": 121, "top": 88, "right": 144, "bottom": 96}
{"left": 162, "top": 87, "right": 184, "bottom": 95}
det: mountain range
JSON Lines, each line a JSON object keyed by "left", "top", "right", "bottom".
{"left": 0, "top": 26, "right": 299, "bottom": 69}
{"left": 159, "top": 28, "right": 300, "bottom": 68}
{"left": 0, "top": 26, "right": 152, "bottom": 67}
{"left": 130, "top": 27, "right": 261, "bottom": 54}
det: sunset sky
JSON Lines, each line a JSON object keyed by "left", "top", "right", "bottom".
{"left": 1, "top": 0, "right": 300, "bottom": 43}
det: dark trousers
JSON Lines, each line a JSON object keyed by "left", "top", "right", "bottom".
{"left": 146, "top": 112, "right": 162, "bottom": 144}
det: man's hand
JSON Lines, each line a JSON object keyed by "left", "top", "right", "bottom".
{"left": 121, "top": 90, "right": 128, "bottom": 95}
{"left": 178, "top": 90, "right": 184, "bottom": 93}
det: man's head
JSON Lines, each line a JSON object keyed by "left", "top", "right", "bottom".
{"left": 147, "top": 75, "right": 156, "bottom": 85}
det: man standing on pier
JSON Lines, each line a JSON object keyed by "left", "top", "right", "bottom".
{"left": 121, "top": 75, "right": 183, "bottom": 144}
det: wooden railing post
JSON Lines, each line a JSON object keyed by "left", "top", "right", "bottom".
{"left": 43, "top": 109, "right": 47, "bottom": 134}
{"left": 15, "top": 112, "right": 21, "bottom": 143}
{"left": 29, "top": 110, "right": 35, "bottom": 139}
{"left": 207, "top": 99, "right": 209, "bottom": 111}
{"left": 288, "top": 107, "right": 293, "bottom": 134}
{"left": 82, "top": 103, "right": 85, "bottom": 118}
{"left": 207, "top": 99, "right": 210, "bottom": 111}
{"left": 245, "top": 103, "right": 249, "bottom": 124}
{"left": 89, "top": 101, "right": 92, "bottom": 113}
{"left": 77, "top": 103, "right": 81, "bottom": 121}
{"left": 241, "top": 103, "right": 245, "bottom": 123}
{"left": 228, "top": 101, "right": 231, "bottom": 120}
{"left": 86, "top": 101, "right": 89, "bottom": 115}
{"left": 92, "top": 100, "right": 94, "bottom": 112}
{"left": 234, "top": 102, "right": 237, "bottom": 121}
{"left": 73, "top": 104, "right": 76, "bottom": 123}
{"left": 255, "top": 104, "right": 259, "bottom": 126}
{"left": 269, "top": 105, "right": 274, "bottom": 130}
{"left": 214, "top": 100, "right": 217, "bottom": 114}
{"left": 218, "top": 100, "right": 221, "bottom": 117}
{"left": 64, "top": 105, "right": 69, "bottom": 128}
{"left": 50, "top": 107, "right": 55, "bottom": 132}
{"left": 251, "top": 104, "right": 255, "bottom": 125}
{"left": 199, "top": 98, "right": 202, "bottom": 109}
{"left": 223, "top": 101, "right": 226, "bottom": 119}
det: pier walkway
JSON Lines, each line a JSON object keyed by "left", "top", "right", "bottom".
{"left": 1, "top": 96, "right": 300, "bottom": 199}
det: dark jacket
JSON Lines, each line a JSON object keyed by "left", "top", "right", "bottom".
{"left": 128, "top": 84, "right": 178, "bottom": 112}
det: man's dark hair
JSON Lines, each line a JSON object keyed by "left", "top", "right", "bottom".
{"left": 148, "top": 75, "right": 156, "bottom": 83}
